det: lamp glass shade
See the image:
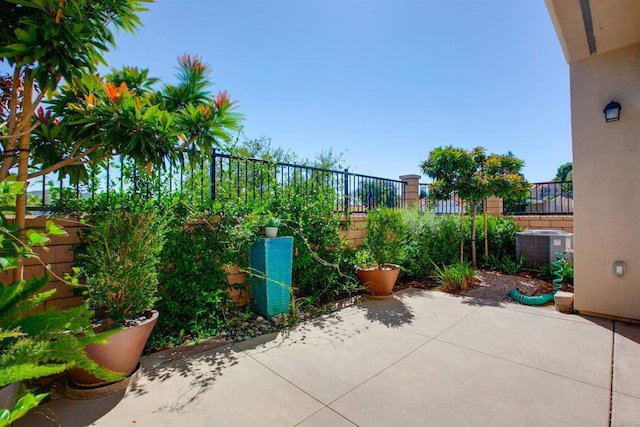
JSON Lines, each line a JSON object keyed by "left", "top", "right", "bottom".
{"left": 604, "top": 101, "right": 621, "bottom": 122}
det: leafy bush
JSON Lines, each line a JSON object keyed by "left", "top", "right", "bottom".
{"left": 150, "top": 201, "right": 260, "bottom": 348}
{"left": 465, "top": 215, "right": 521, "bottom": 264}
{"left": 539, "top": 259, "right": 574, "bottom": 284}
{"left": 1, "top": 179, "right": 122, "bottom": 391}
{"left": 401, "top": 210, "right": 463, "bottom": 280}
{"left": 362, "top": 208, "right": 406, "bottom": 267}
{"left": 484, "top": 254, "right": 524, "bottom": 275}
{"left": 77, "top": 209, "right": 167, "bottom": 321}
{"left": 464, "top": 215, "right": 521, "bottom": 263}
{"left": 266, "top": 182, "right": 358, "bottom": 303}
{"left": 432, "top": 262, "right": 476, "bottom": 289}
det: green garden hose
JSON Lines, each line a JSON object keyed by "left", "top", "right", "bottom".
{"left": 508, "top": 252, "right": 565, "bottom": 305}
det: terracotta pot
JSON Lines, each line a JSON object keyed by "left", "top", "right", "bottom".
{"left": 0, "top": 382, "right": 20, "bottom": 411}
{"left": 357, "top": 264, "right": 400, "bottom": 296}
{"left": 68, "top": 310, "right": 159, "bottom": 387}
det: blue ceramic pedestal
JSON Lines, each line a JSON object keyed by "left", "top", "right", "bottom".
{"left": 249, "top": 237, "right": 294, "bottom": 318}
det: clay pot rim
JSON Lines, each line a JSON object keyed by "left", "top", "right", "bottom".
{"left": 356, "top": 263, "right": 400, "bottom": 272}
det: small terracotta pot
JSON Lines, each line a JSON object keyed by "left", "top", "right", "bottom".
{"left": 68, "top": 310, "right": 159, "bottom": 387}
{"left": 357, "top": 264, "right": 400, "bottom": 296}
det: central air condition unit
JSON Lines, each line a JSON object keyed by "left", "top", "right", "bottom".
{"left": 515, "top": 230, "right": 573, "bottom": 270}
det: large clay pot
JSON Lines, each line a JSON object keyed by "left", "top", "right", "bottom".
{"left": 68, "top": 310, "right": 158, "bottom": 387}
{"left": 357, "top": 264, "right": 400, "bottom": 296}
{"left": 0, "top": 382, "right": 19, "bottom": 411}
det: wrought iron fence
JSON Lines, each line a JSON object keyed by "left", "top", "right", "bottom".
{"left": 503, "top": 181, "right": 573, "bottom": 215}
{"left": 23, "top": 150, "right": 407, "bottom": 214}
{"left": 418, "top": 181, "right": 574, "bottom": 216}
{"left": 418, "top": 182, "right": 464, "bottom": 215}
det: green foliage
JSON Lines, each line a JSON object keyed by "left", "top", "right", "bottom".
{"left": 0, "top": 179, "right": 123, "bottom": 389}
{"left": 361, "top": 208, "right": 406, "bottom": 268}
{"left": 266, "top": 182, "right": 358, "bottom": 302}
{"left": 264, "top": 216, "right": 281, "bottom": 227}
{"left": 432, "top": 262, "right": 476, "bottom": 289}
{"left": 465, "top": 215, "right": 521, "bottom": 262}
{"left": 421, "top": 146, "right": 529, "bottom": 266}
{"left": 553, "top": 162, "right": 573, "bottom": 182}
{"left": 485, "top": 254, "right": 525, "bottom": 275}
{"left": 77, "top": 208, "right": 167, "bottom": 321}
{"left": 401, "top": 210, "right": 463, "bottom": 280}
{"left": 0, "top": 392, "right": 47, "bottom": 426}
{"left": 150, "top": 201, "right": 260, "bottom": 348}
{"left": 539, "top": 260, "right": 574, "bottom": 285}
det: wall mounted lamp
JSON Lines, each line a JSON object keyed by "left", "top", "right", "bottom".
{"left": 603, "top": 100, "right": 622, "bottom": 122}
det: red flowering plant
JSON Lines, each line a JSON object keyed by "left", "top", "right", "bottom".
{"left": 39, "top": 55, "right": 243, "bottom": 183}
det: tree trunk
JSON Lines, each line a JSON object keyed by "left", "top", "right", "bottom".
{"left": 471, "top": 200, "right": 478, "bottom": 268}
{"left": 483, "top": 198, "right": 489, "bottom": 261}
{"left": 14, "top": 70, "right": 33, "bottom": 282}
{"left": 459, "top": 199, "right": 465, "bottom": 263}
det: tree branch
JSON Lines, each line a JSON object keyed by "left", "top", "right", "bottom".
{"left": 0, "top": 121, "right": 40, "bottom": 140}
{"left": 27, "top": 144, "right": 104, "bottom": 180}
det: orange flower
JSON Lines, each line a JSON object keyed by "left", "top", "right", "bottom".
{"left": 84, "top": 93, "right": 96, "bottom": 107}
{"left": 214, "top": 90, "right": 233, "bottom": 110}
{"left": 104, "top": 82, "right": 129, "bottom": 104}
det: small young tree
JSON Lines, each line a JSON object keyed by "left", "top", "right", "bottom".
{"left": 421, "top": 146, "right": 529, "bottom": 267}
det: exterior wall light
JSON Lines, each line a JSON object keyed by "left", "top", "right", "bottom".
{"left": 603, "top": 100, "right": 622, "bottom": 122}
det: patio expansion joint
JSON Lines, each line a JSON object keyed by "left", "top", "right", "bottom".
{"left": 608, "top": 321, "right": 615, "bottom": 427}
{"left": 322, "top": 305, "right": 484, "bottom": 408}
{"left": 293, "top": 406, "right": 357, "bottom": 427}
{"left": 433, "top": 336, "right": 611, "bottom": 392}
{"left": 231, "top": 343, "right": 345, "bottom": 424}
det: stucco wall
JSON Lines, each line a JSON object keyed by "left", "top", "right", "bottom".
{"left": 570, "top": 42, "right": 640, "bottom": 321}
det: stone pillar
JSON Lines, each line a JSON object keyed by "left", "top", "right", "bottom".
{"left": 399, "top": 174, "right": 421, "bottom": 208}
{"left": 486, "top": 196, "right": 503, "bottom": 217}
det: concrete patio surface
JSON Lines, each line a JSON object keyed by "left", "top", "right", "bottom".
{"left": 18, "top": 288, "right": 640, "bottom": 426}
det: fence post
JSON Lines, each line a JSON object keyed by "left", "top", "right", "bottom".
{"left": 486, "top": 196, "right": 503, "bottom": 217}
{"left": 343, "top": 169, "right": 349, "bottom": 213}
{"left": 210, "top": 148, "right": 216, "bottom": 202}
{"left": 399, "top": 174, "right": 420, "bottom": 208}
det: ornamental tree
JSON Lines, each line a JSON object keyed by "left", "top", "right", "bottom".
{"left": 0, "top": 0, "right": 152, "bottom": 228}
{"left": 421, "top": 146, "right": 529, "bottom": 267}
{"left": 0, "top": 1, "right": 242, "bottom": 231}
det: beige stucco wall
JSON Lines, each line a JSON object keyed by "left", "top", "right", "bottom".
{"left": 570, "top": 42, "right": 640, "bottom": 321}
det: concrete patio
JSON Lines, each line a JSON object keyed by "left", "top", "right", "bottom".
{"left": 18, "top": 288, "right": 640, "bottom": 426}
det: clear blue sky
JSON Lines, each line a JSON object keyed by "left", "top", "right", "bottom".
{"left": 103, "top": 0, "right": 571, "bottom": 183}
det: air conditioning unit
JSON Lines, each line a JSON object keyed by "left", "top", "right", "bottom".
{"left": 515, "top": 230, "right": 573, "bottom": 270}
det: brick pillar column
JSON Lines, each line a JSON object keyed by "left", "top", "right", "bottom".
{"left": 486, "top": 196, "right": 504, "bottom": 217}
{"left": 399, "top": 174, "right": 420, "bottom": 208}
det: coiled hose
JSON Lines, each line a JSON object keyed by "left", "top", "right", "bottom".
{"left": 508, "top": 252, "right": 565, "bottom": 305}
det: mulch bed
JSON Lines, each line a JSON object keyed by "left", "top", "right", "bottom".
{"left": 394, "top": 270, "right": 572, "bottom": 303}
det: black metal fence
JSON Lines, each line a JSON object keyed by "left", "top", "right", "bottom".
{"left": 25, "top": 150, "right": 407, "bottom": 214}
{"left": 418, "top": 181, "right": 574, "bottom": 216}
{"left": 503, "top": 181, "right": 573, "bottom": 215}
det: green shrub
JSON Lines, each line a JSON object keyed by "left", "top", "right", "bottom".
{"left": 401, "top": 210, "right": 463, "bottom": 280}
{"left": 265, "top": 182, "right": 358, "bottom": 302}
{"left": 539, "top": 259, "right": 574, "bottom": 284}
{"left": 362, "top": 207, "right": 406, "bottom": 267}
{"left": 150, "top": 201, "right": 260, "bottom": 348}
{"left": 485, "top": 254, "right": 524, "bottom": 275}
{"left": 465, "top": 215, "right": 521, "bottom": 264}
{"left": 77, "top": 209, "right": 167, "bottom": 321}
{"left": 432, "top": 262, "right": 476, "bottom": 289}
{"left": 1, "top": 179, "right": 122, "bottom": 391}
